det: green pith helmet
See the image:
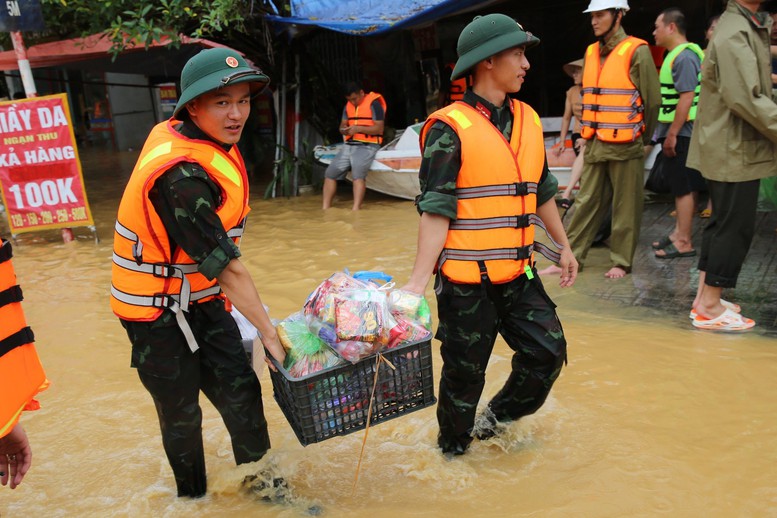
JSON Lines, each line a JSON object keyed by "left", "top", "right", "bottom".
{"left": 451, "top": 13, "right": 540, "bottom": 81}
{"left": 173, "top": 47, "right": 270, "bottom": 118}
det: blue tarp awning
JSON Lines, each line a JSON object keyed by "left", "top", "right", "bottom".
{"left": 265, "top": 0, "right": 502, "bottom": 36}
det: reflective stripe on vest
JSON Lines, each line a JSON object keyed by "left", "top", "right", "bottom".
{"left": 658, "top": 42, "right": 704, "bottom": 123}
{"left": 110, "top": 120, "right": 250, "bottom": 352}
{"left": 420, "top": 101, "right": 562, "bottom": 284}
{"left": 581, "top": 36, "right": 647, "bottom": 143}
{"left": 345, "top": 92, "right": 386, "bottom": 145}
{"left": 0, "top": 239, "right": 48, "bottom": 438}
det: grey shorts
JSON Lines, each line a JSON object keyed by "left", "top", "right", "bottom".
{"left": 325, "top": 143, "right": 379, "bottom": 181}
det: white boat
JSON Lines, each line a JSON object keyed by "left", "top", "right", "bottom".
{"left": 314, "top": 123, "right": 424, "bottom": 201}
{"left": 313, "top": 118, "right": 658, "bottom": 201}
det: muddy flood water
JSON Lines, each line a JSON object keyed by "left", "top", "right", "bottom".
{"left": 2, "top": 149, "right": 777, "bottom": 517}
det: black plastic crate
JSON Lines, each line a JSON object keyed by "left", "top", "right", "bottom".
{"left": 270, "top": 339, "right": 436, "bottom": 446}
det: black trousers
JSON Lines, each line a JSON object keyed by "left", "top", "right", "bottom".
{"left": 122, "top": 299, "right": 270, "bottom": 497}
{"left": 698, "top": 179, "right": 760, "bottom": 288}
{"left": 434, "top": 270, "right": 566, "bottom": 454}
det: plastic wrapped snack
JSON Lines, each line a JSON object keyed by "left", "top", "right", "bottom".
{"left": 389, "top": 289, "right": 432, "bottom": 331}
{"left": 385, "top": 289, "right": 433, "bottom": 348}
{"left": 277, "top": 312, "right": 344, "bottom": 378}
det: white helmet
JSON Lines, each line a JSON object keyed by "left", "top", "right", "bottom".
{"left": 583, "top": 0, "right": 629, "bottom": 13}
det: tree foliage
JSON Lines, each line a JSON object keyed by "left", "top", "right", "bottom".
{"left": 3, "top": 0, "right": 284, "bottom": 57}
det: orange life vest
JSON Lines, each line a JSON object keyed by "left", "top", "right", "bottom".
{"left": 420, "top": 100, "right": 561, "bottom": 284}
{"left": 110, "top": 120, "right": 250, "bottom": 352}
{"left": 0, "top": 239, "right": 48, "bottom": 439}
{"left": 345, "top": 92, "right": 386, "bottom": 145}
{"left": 445, "top": 63, "right": 471, "bottom": 104}
{"left": 581, "top": 36, "right": 647, "bottom": 143}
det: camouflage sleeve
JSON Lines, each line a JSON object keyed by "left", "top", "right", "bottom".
{"left": 416, "top": 120, "right": 459, "bottom": 220}
{"left": 149, "top": 162, "right": 241, "bottom": 281}
{"left": 536, "top": 157, "right": 558, "bottom": 206}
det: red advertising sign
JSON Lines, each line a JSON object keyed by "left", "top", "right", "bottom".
{"left": 0, "top": 93, "right": 93, "bottom": 234}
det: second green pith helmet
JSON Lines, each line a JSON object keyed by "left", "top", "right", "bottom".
{"left": 451, "top": 13, "right": 540, "bottom": 81}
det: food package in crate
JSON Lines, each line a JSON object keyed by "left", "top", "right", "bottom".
{"left": 303, "top": 271, "right": 431, "bottom": 363}
{"left": 277, "top": 311, "right": 345, "bottom": 378}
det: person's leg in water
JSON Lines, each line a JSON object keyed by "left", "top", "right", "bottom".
{"left": 124, "top": 316, "right": 208, "bottom": 498}
{"left": 479, "top": 273, "right": 566, "bottom": 437}
{"left": 349, "top": 144, "right": 377, "bottom": 211}
{"left": 322, "top": 146, "right": 351, "bottom": 209}
{"left": 435, "top": 279, "right": 499, "bottom": 455}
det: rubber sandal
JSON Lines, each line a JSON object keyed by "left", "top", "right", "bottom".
{"left": 655, "top": 242, "right": 696, "bottom": 259}
{"left": 689, "top": 299, "right": 741, "bottom": 319}
{"left": 699, "top": 208, "right": 711, "bottom": 218}
{"left": 556, "top": 198, "right": 573, "bottom": 210}
{"left": 692, "top": 308, "right": 755, "bottom": 331}
{"left": 652, "top": 235, "right": 672, "bottom": 250}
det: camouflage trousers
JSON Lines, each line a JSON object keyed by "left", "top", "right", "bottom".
{"left": 434, "top": 267, "right": 567, "bottom": 455}
{"left": 121, "top": 298, "right": 270, "bottom": 497}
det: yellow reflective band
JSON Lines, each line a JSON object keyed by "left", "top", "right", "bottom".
{"left": 448, "top": 109, "right": 472, "bottom": 130}
{"left": 617, "top": 41, "right": 633, "bottom": 56}
{"left": 587, "top": 46, "right": 593, "bottom": 56}
{"left": 139, "top": 141, "right": 173, "bottom": 170}
{"left": 211, "top": 152, "right": 241, "bottom": 187}
{"left": 533, "top": 111, "right": 541, "bottom": 128}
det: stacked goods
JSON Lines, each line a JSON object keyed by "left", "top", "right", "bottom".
{"left": 302, "top": 271, "right": 432, "bottom": 364}
{"left": 269, "top": 271, "right": 437, "bottom": 445}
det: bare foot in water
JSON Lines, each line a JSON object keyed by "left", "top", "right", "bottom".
{"left": 604, "top": 266, "right": 627, "bottom": 279}
{"left": 538, "top": 265, "right": 562, "bottom": 276}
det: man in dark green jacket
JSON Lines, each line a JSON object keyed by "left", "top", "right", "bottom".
{"left": 688, "top": 0, "right": 777, "bottom": 331}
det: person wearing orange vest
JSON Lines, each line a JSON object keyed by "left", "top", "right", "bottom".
{"left": 438, "top": 62, "right": 472, "bottom": 107}
{"left": 110, "top": 48, "right": 286, "bottom": 498}
{"left": 563, "top": 0, "right": 660, "bottom": 279}
{"left": 322, "top": 81, "right": 386, "bottom": 211}
{"left": 401, "top": 14, "right": 577, "bottom": 456}
{"left": 0, "top": 237, "right": 48, "bottom": 490}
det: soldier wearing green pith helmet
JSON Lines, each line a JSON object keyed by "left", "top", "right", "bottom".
{"left": 111, "top": 48, "right": 286, "bottom": 497}
{"left": 402, "top": 13, "right": 577, "bottom": 456}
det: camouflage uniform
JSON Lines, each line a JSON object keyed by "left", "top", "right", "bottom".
{"left": 120, "top": 120, "right": 269, "bottom": 497}
{"left": 418, "top": 90, "right": 567, "bottom": 455}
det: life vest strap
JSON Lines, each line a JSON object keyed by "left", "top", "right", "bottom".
{"left": 0, "top": 284, "right": 24, "bottom": 309}
{"left": 532, "top": 216, "right": 565, "bottom": 252}
{"left": 0, "top": 239, "right": 12, "bottom": 264}
{"left": 111, "top": 283, "right": 221, "bottom": 353}
{"left": 0, "top": 326, "right": 34, "bottom": 358}
{"left": 227, "top": 218, "right": 247, "bottom": 239}
{"left": 449, "top": 213, "right": 555, "bottom": 231}
{"left": 581, "top": 87, "right": 638, "bottom": 96}
{"left": 440, "top": 245, "right": 535, "bottom": 264}
{"left": 455, "top": 182, "right": 538, "bottom": 200}
{"left": 534, "top": 242, "right": 562, "bottom": 264}
{"left": 581, "top": 120, "right": 644, "bottom": 140}
{"left": 115, "top": 220, "right": 144, "bottom": 262}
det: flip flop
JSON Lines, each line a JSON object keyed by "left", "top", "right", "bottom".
{"left": 692, "top": 308, "right": 755, "bottom": 331}
{"left": 652, "top": 235, "right": 672, "bottom": 250}
{"left": 655, "top": 242, "right": 696, "bottom": 259}
{"left": 689, "top": 299, "right": 741, "bottom": 319}
{"left": 699, "top": 208, "right": 712, "bottom": 218}
{"left": 556, "top": 198, "right": 574, "bottom": 210}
